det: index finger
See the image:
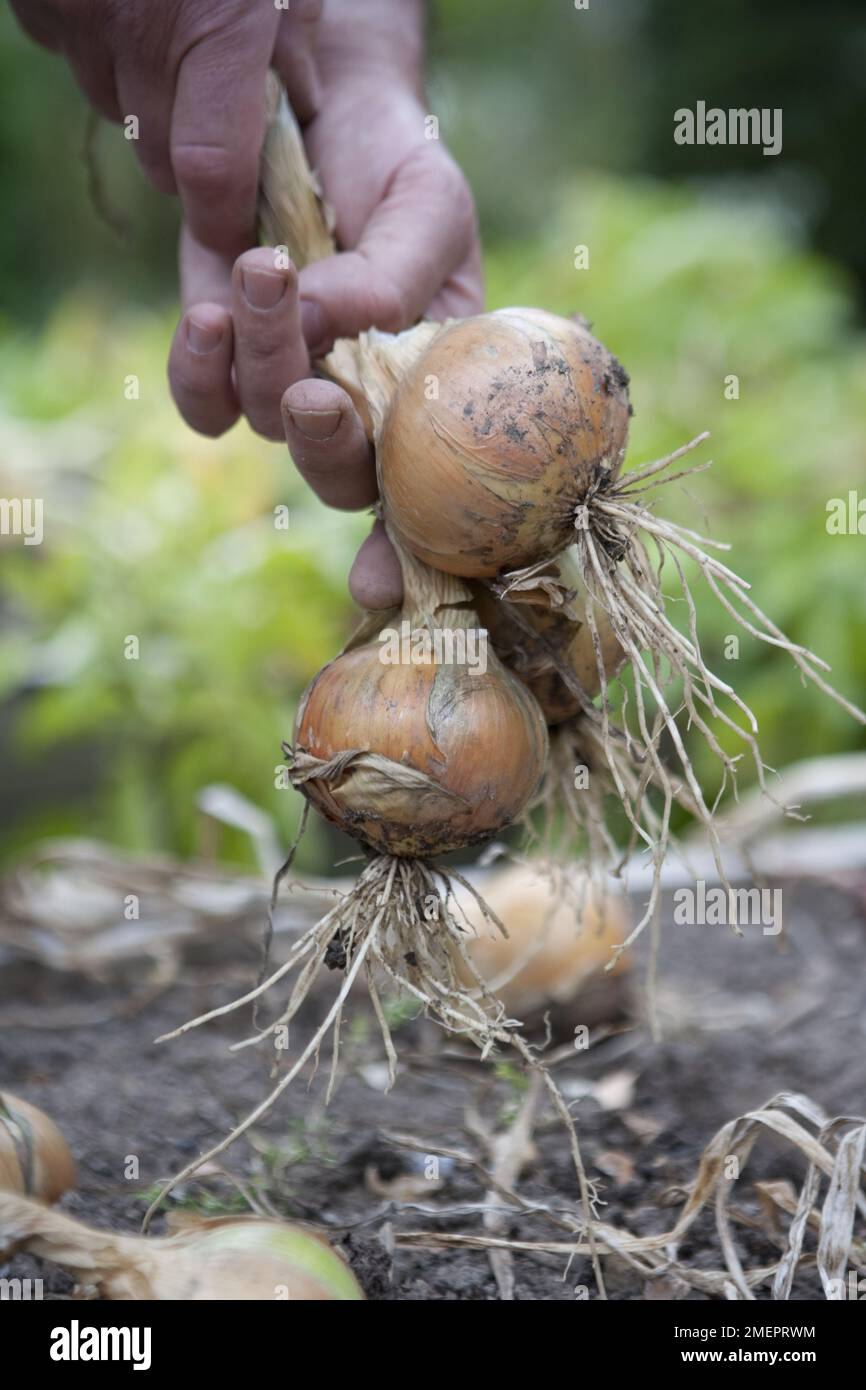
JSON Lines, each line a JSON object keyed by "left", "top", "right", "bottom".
{"left": 170, "top": 17, "right": 277, "bottom": 257}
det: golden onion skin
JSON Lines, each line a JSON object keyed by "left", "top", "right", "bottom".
{"left": 473, "top": 585, "right": 626, "bottom": 725}
{"left": 0, "top": 1093, "right": 76, "bottom": 1204}
{"left": 378, "top": 308, "right": 631, "bottom": 578}
{"left": 458, "top": 862, "right": 631, "bottom": 1031}
{"left": 293, "top": 640, "right": 549, "bottom": 856}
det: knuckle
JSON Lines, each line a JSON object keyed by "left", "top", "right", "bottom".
{"left": 428, "top": 151, "right": 477, "bottom": 241}
{"left": 171, "top": 141, "right": 242, "bottom": 200}
{"left": 237, "top": 329, "right": 283, "bottom": 364}
{"left": 134, "top": 140, "right": 176, "bottom": 194}
{"left": 366, "top": 274, "right": 410, "bottom": 333}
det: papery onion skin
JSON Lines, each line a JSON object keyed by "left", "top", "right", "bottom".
{"left": 378, "top": 308, "right": 631, "bottom": 579}
{"left": 473, "top": 585, "right": 625, "bottom": 725}
{"left": 293, "top": 639, "right": 549, "bottom": 856}
{"left": 0, "top": 1093, "right": 76, "bottom": 1204}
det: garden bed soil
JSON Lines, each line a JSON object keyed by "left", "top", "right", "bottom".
{"left": 2, "top": 875, "right": 864, "bottom": 1300}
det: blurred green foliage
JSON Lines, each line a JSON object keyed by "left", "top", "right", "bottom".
{"left": 0, "top": 300, "right": 368, "bottom": 867}
{"left": 1, "top": 176, "right": 864, "bottom": 868}
{"left": 433, "top": 0, "right": 866, "bottom": 309}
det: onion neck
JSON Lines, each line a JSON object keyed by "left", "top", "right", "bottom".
{"left": 386, "top": 525, "right": 477, "bottom": 631}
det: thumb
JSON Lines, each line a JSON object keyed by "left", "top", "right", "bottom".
{"left": 296, "top": 146, "right": 476, "bottom": 354}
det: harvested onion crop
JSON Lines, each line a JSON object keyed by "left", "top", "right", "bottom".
{"left": 377, "top": 307, "right": 631, "bottom": 578}
{"left": 151, "top": 78, "right": 865, "bottom": 1239}
{"left": 472, "top": 551, "right": 625, "bottom": 725}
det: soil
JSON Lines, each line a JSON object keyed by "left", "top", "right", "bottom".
{"left": 1, "top": 873, "right": 864, "bottom": 1301}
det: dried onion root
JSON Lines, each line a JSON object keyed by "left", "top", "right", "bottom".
{"left": 529, "top": 431, "right": 866, "bottom": 947}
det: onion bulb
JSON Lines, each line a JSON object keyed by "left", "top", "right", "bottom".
{"left": 287, "top": 540, "right": 548, "bottom": 857}
{"left": 376, "top": 308, "right": 631, "bottom": 578}
{"left": 0, "top": 1199, "right": 364, "bottom": 1301}
{"left": 457, "top": 862, "right": 630, "bottom": 1029}
{"left": 0, "top": 1093, "right": 75, "bottom": 1204}
{"left": 290, "top": 625, "right": 548, "bottom": 857}
{"left": 473, "top": 553, "right": 625, "bottom": 725}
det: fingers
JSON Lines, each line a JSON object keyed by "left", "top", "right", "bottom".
{"left": 282, "top": 379, "right": 398, "bottom": 610}
{"left": 232, "top": 248, "right": 310, "bottom": 440}
{"left": 177, "top": 237, "right": 312, "bottom": 439}
{"left": 168, "top": 302, "right": 239, "bottom": 438}
{"left": 348, "top": 521, "right": 404, "bottom": 611}
{"left": 297, "top": 146, "right": 477, "bottom": 354}
{"left": 282, "top": 379, "right": 376, "bottom": 510}
{"left": 114, "top": 62, "right": 176, "bottom": 194}
{"left": 179, "top": 224, "right": 234, "bottom": 311}
{"left": 170, "top": 16, "right": 277, "bottom": 257}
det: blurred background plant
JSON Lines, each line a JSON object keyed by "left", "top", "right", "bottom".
{"left": 0, "top": 1, "right": 864, "bottom": 871}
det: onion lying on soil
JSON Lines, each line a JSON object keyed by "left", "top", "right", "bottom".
{"left": 0, "top": 1093, "right": 76, "bottom": 1204}
{"left": 458, "top": 862, "right": 631, "bottom": 1031}
{"left": 0, "top": 1198, "right": 363, "bottom": 1300}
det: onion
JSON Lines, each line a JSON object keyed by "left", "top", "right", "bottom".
{"left": 376, "top": 308, "right": 631, "bottom": 578}
{"left": 0, "top": 1093, "right": 75, "bottom": 1204}
{"left": 149, "top": 81, "right": 866, "bottom": 1231}
{"left": 458, "top": 863, "right": 630, "bottom": 1028}
{"left": 0, "top": 1198, "right": 364, "bottom": 1300}
{"left": 473, "top": 554, "right": 625, "bottom": 726}
{"left": 291, "top": 624, "right": 548, "bottom": 857}
{"left": 288, "top": 533, "right": 547, "bottom": 857}
{"left": 152, "top": 540, "right": 553, "bottom": 1222}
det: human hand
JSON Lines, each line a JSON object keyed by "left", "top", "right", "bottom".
{"left": 170, "top": 2, "right": 483, "bottom": 609}
{"left": 10, "top": 0, "right": 322, "bottom": 256}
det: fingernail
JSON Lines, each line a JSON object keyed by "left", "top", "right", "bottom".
{"left": 186, "top": 315, "right": 223, "bottom": 354}
{"left": 286, "top": 406, "right": 342, "bottom": 441}
{"left": 301, "top": 299, "right": 328, "bottom": 352}
{"left": 242, "top": 268, "right": 286, "bottom": 310}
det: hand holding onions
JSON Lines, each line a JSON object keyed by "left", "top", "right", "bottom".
{"left": 151, "top": 79, "right": 865, "bottom": 1223}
